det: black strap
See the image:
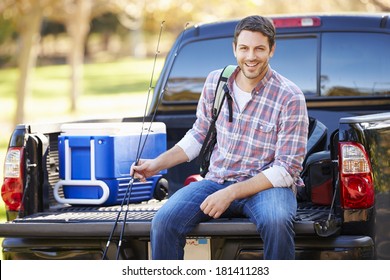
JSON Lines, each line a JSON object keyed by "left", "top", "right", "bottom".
{"left": 198, "top": 65, "right": 236, "bottom": 177}
{"left": 224, "top": 84, "right": 233, "bottom": 123}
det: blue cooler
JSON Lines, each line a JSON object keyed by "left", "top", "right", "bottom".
{"left": 54, "top": 122, "right": 167, "bottom": 206}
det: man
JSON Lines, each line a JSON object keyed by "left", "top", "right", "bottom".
{"left": 131, "top": 15, "right": 309, "bottom": 260}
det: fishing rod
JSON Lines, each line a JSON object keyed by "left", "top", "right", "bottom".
{"left": 115, "top": 21, "right": 167, "bottom": 260}
{"left": 101, "top": 177, "right": 134, "bottom": 259}
{"left": 102, "top": 21, "right": 165, "bottom": 260}
{"left": 102, "top": 21, "right": 190, "bottom": 260}
{"left": 136, "top": 22, "right": 189, "bottom": 159}
{"left": 135, "top": 20, "right": 166, "bottom": 163}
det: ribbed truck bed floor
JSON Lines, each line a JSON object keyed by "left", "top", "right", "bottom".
{"left": 0, "top": 200, "right": 332, "bottom": 238}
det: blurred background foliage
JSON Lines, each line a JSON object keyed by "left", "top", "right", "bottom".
{"left": 1, "top": 0, "right": 389, "bottom": 66}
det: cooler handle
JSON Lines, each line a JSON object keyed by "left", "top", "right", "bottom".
{"left": 54, "top": 138, "right": 110, "bottom": 205}
{"left": 53, "top": 179, "right": 110, "bottom": 205}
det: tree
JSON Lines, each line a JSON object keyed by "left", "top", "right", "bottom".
{"left": 48, "top": 0, "right": 93, "bottom": 112}
{"left": 1, "top": 0, "right": 129, "bottom": 123}
{"left": 47, "top": 0, "right": 145, "bottom": 111}
{"left": 0, "top": 0, "right": 52, "bottom": 126}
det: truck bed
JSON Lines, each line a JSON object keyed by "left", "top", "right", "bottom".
{"left": 0, "top": 124, "right": 333, "bottom": 239}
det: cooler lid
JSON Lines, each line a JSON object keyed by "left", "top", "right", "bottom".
{"left": 60, "top": 122, "right": 166, "bottom": 136}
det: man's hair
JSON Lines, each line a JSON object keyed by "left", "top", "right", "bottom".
{"left": 233, "top": 15, "right": 275, "bottom": 50}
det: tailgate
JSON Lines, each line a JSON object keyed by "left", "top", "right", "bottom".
{"left": 0, "top": 201, "right": 331, "bottom": 238}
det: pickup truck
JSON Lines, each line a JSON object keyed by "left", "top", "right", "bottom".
{"left": 1, "top": 14, "right": 389, "bottom": 260}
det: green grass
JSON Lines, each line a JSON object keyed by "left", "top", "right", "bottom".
{"left": 0, "top": 57, "right": 164, "bottom": 259}
{"left": 0, "top": 57, "right": 164, "bottom": 136}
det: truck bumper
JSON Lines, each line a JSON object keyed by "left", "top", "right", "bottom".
{"left": 230, "top": 235, "right": 374, "bottom": 260}
{"left": 2, "top": 235, "right": 374, "bottom": 260}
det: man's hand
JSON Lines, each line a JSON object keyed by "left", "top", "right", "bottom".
{"left": 130, "top": 159, "right": 159, "bottom": 182}
{"left": 200, "top": 188, "right": 235, "bottom": 219}
{"left": 200, "top": 174, "right": 273, "bottom": 219}
{"left": 130, "top": 145, "right": 190, "bottom": 182}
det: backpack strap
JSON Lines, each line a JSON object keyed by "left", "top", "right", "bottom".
{"left": 212, "top": 65, "right": 236, "bottom": 122}
{"left": 198, "top": 65, "right": 236, "bottom": 177}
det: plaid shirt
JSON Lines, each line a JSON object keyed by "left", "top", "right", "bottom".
{"left": 187, "top": 66, "right": 309, "bottom": 188}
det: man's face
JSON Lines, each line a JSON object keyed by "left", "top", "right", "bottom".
{"left": 233, "top": 30, "right": 275, "bottom": 83}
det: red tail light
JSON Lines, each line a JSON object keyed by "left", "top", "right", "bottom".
{"left": 339, "top": 142, "right": 374, "bottom": 209}
{"left": 1, "top": 147, "right": 24, "bottom": 211}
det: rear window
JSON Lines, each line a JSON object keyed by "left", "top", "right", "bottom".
{"left": 321, "top": 32, "right": 390, "bottom": 97}
{"left": 163, "top": 31, "right": 389, "bottom": 104}
{"left": 271, "top": 36, "right": 317, "bottom": 96}
{"left": 163, "top": 38, "right": 236, "bottom": 103}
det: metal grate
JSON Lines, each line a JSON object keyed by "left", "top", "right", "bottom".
{"left": 14, "top": 200, "right": 164, "bottom": 223}
{"left": 14, "top": 201, "right": 329, "bottom": 224}
{"left": 15, "top": 210, "right": 156, "bottom": 223}
{"left": 45, "top": 133, "right": 61, "bottom": 207}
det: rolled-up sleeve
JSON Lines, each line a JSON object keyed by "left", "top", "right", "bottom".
{"left": 262, "top": 165, "right": 294, "bottom": 187}
{"left": 273, "top": 92, "right": 309, "bottom": 187}
{"left": 176, "top": 134, "right": 202, "bottom": 162}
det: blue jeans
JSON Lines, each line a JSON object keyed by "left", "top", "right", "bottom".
{"left": 150, "top": 180, "right": 297, "bottom": 260}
